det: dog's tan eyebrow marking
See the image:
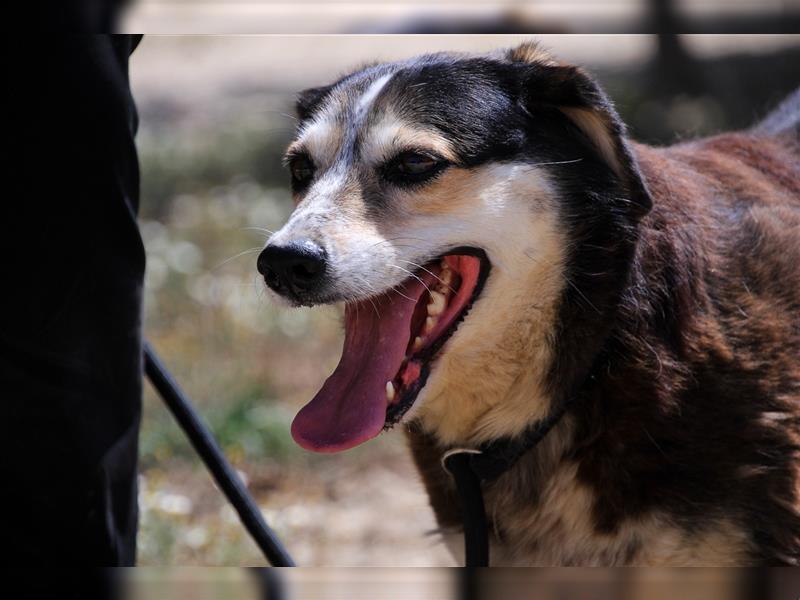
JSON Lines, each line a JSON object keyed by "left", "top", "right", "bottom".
{"left": 361, "top": 114, "right": 458, "bottom": 166}
{"left": 289, "top": 116, "right": 343, "bottom": 170}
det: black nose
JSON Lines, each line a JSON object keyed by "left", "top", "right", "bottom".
{"left": 257, "top": 240, "right": 328, "bottom": 296}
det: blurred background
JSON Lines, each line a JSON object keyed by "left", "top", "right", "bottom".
{"left": 129, "top": 33, "right": 799, "bottom": 566}
{"left": 123, "top": 0, "right": 799, "bottom": 34}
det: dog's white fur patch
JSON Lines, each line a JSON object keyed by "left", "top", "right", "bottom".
{"left": 356, "top": 73, "right": 393, "bottom": 117}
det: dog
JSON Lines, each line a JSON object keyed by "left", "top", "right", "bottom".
{"left": 257, "top": 42, "right": 800, "bottom": 565}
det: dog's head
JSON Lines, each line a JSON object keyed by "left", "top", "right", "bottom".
{"left": 258, "top": 43, "right": 651, "bottom": 451}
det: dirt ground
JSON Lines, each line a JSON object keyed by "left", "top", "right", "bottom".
{"left": 138, "top": 438, "right": 454, "bottom": 566}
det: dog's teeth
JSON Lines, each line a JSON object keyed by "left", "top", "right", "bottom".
{"left": 439, "top": 268, "right": 454, "bottom": 287}
{"left": 386, "top": 381, "right": 395, "bottom": 401}
{"left": 428, "top": 290, "right": 446, "bottom": 316}
{"left": 424, "top": 316, "right": 437, "bottom": 334}
{"left": 413, "top": 336, "right": 424, "bottom": 351}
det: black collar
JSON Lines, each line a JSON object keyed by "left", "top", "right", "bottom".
{"left": 440, "top": 402, "right": 570, "bottom": 566}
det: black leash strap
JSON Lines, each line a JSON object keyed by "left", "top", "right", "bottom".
{"left": 441, "top": 402, "right": 572, "bottom": 567}
{"left": 442, "top": 450, "right": 489, "bottom": 567}
{"left": 144, "top": 341, "right": 295, "bottom": 567}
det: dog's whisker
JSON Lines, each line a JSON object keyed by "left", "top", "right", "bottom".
{"left": 366, "top": 296, "right": 381, "bottom": 319}
{"left": 350, "top": 275, "right": 383, "bottom": 319}
{"left": 213, "top": 246, "right": 263, "bottom": 270}
{"left": 364, "top": 237, "right": 430, "bottom": 251}
{"left": 528, "top": 158, "right": 584, "bottom": 167}
{"left": 390, "top": 288, "right": 416, "bottom": 303}
{"left": 390, "top": 264, "right": 433, "bottom": 296}
{"left": 561, "top": 277, "right": 600, "bottom": 314}
{"left": 524, "top": 249, "right": 601, "bottom": 314}
{"left": 241, "top": 226, "right": 275, "bottom": 237}
{"left": 398, "top": 259, "right": 458, "bottom": 295}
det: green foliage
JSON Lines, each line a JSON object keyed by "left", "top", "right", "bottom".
{"left": 139, "top": 384, "right": 298, "bottom": 469}
{"left": 207, "top": 387, "right": 297, "bottom": 464}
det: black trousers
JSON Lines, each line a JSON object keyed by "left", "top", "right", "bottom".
{"left": 1, "top": 34, "right": 143, "bottom": 565}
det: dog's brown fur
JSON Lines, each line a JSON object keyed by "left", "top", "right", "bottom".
{"left": 408, "top": 126, "right": 800, "bottom": 565}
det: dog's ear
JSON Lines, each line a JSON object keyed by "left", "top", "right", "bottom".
{"left": 508, "top": 43, "right": 652, "bottom": 218}
{"left": 295, "top": 85, "right": 334, "bottom": 121}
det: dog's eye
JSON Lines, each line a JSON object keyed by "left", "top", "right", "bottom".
{"left": 383, "top": 151, "right": 446, "bottom": 186}
{"left": 288, "top": 154, "right": 315, "bottom": 186}
{"left": 396, "top": 153, "right": 437, "bottom": 175}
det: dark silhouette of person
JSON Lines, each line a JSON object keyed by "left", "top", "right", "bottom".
{"left": 2, "top": 9, "right": 144, "bottom": 565}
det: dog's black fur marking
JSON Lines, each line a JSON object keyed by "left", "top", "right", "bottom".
{"left": 295, "top": 85, "right": 334, "bottom": 121}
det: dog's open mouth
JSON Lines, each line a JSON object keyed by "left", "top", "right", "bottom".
{"left": 291, "top": 247, "right": 490, "bottom": 452}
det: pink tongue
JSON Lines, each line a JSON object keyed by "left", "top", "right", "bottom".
{"left": 291, "top": 276, "right": 429, "bottom": 453}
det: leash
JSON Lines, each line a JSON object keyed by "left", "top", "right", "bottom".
{"left": 440, "top": 402, "right": 571, "bottom": 567}
{"left": 144, "top": 341, "right": 295, "bottom": 567}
